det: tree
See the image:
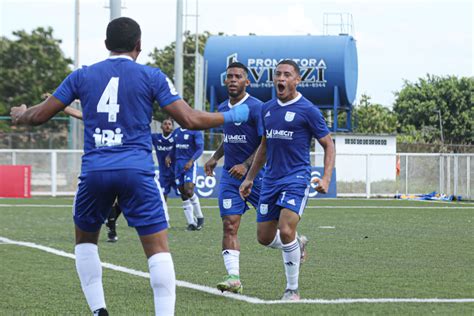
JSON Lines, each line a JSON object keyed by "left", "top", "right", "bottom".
{"left": 0, "top": 27, "right": 73, "bottom": 132}
{"left": 147, "top": 31, "right": 214, "bottom": 122}
{"left": 393, "top": 75, "right": 473, "bottom": 144}
{"left": 353, "top": 94, "right": 398, "bottom": 134}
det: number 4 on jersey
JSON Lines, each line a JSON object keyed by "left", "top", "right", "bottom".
{"left": 97, "top": 77, "right": 120, "bottom": 122}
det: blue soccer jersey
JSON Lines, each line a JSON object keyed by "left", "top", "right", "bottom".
{"left": 261, "top": 93, "right": 330, "bottom": 183}
{"left": 218, "top": 93, "right": 264, "bottom": 172}
{"left": 170, "top": 128, "right": 204, "bottom": 162}
{"left": 151, "top": 133, "right": 175, "bottom": 179}
{"left": 53, "top": 55, "right": 180, "bottom": 172}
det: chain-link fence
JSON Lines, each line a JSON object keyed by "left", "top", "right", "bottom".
{"left": 0, "top": 150, "right": 472, "bottom": 199}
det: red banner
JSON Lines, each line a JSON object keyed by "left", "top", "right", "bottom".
{"left": 0, "top": 165, "right": 31, "bottom": 198}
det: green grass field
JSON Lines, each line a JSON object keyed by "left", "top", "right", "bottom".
{"left": 1, "top": 197, "right": 473, "bottom": 315}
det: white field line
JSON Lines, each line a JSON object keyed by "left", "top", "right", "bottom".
{"left": 1, "top": 236, "right": 473, "bottom": 305}
{"left": 1, "top": 204, "right": 472, "bottom": 209}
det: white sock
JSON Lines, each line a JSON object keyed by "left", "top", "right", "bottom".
{"left": 222, "top": 249, "right": 240, "bottom": 276}
{"left": 148, "top": 252, "right": 176, "bottom": 316}
{"left": 74, "top": 243, "right": 106, "bottom": 312}
{"left": 190, "top": 194, "right": 203, "bottom": 218}
{"left": 183, "top": 200, "right": 196, "bottom": 225}
{"left": 282, "top": 239, "right": 301, "bottom": 290}
{"left": 267, "top": 229, "right": 283, "bottom": 249}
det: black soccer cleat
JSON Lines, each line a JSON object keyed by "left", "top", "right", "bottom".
{"left": 196, "top": 217, "right": 204, "bottom": 230}
{"left": 186, "top": 224, "right": 201, "bottom": 231}
{"left": 93, "top": 308, "right": 109, "bottom": 316}
{"left": 106, "top": 219, "right": 118, "bottom": 242}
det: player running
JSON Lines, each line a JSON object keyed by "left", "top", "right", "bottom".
{"left": 240, "top": 60, "right": 335, "bottom": 301}
{"left": 152, "top": 118, "right": 178, "bottom": 201}
{"left": 204, "top": 62, "right": 263, "bottom": 294}
{"left": 166, "top": 127, "right": 204, "bottom": 230}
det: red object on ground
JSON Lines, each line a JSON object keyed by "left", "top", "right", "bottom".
{"left": 0, "top": 165, "right": 31, "bottom": 198}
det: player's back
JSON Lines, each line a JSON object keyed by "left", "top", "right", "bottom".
{"left": 54, "top": 56, "right": 180, "bottom": 173}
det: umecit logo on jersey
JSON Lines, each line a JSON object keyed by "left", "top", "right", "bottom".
{"left": 224, "top": 134, "right": 247, "bottom": 143}
{"left": 156, "top": 145, "right": 173, "bottom": 152}
{"left": 93, "top": 128, "right": 123, "bottom": 147}
{"left": 266, "top": 129, "right": 294, "bottom": 140}
{"left": 176, "top": 144, "right": 190, "bottom": 149}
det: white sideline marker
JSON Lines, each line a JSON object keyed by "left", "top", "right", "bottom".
{"left": 1, "top": 236, "right": 473, "bottom": 305}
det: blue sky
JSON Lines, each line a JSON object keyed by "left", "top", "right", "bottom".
{"left": 1, "top": 0, "right": 472, "bottom": 107}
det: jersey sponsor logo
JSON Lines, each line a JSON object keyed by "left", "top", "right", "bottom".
{"left": 156, "top": 145, "right": 173, "bottom": 152}
{"left": 184, "top": 134, "right": 189, "bottom": 140}
{"left": 176, "top": 144, "right": 190, "bottom": 149}
{"left": 285, "top": 111, "right": 296, "bottom": 122}
{"left": 223, "top": 199, "right": 232, "bottom": 209}
{"left": 223, "top": 134, "right": 247, "bottom": 144}
{"left": 259, "top": 203, "right": 268, "bottom": 215}
{"left": 93, "top": 128, "right": 123, "bottom": 147}
{"left": 265, "top": 129, "right": 294, "bottom": 140}
{"left": 196, "top": 172, "right": 217, "bottom": 197}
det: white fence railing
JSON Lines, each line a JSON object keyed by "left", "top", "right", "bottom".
{"left": 0, "top": 150, "right": 472, "bottom": 199}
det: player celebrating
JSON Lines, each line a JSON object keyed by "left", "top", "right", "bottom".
{"left": 240, "top": 60, "right": 335, "bottom": 301}
{"left": 152, "top": 118, "right": 178, "bottom": 201}
{"left": 10, "top": 17, "right": 249, "bottom": 315}
{"left": 167, "top": 127, "right": 204, "bottom": 230}
{"left": 204, "top": 62, "right": 263, "bottom": 294}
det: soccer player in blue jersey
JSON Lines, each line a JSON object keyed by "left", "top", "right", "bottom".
{"left": 240, "top": 60, "right": 335, "bottom": 301}
{"left": 166, "top": 127, "right": 205, "bottom": 230}
{"left": 204, "top": 62, "right": 263, "bottom": 294}
{"left": 10, "top": 17, "right": 249, "bottom": 316}
{"left": 151, "top": 118, "right": 178, "bottom": 201}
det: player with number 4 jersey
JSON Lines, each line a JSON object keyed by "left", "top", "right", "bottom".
{"left": 10, "top": 17, "right": 250, "bottom": 316}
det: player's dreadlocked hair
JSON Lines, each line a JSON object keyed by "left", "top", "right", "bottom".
{"left": 105, "top": 17, "right": 141, "bottom": 53}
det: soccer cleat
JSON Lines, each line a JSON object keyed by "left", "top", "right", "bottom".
{"left": 297, "top": 234, "right": 309, "bottom": 264}
{"left": 281, "top": 288, "right": 300, "bottom": 301}
{"left": 93, "top": 308, "right": 108, "bottom": 316}
{"left": 186, "top": 224, "right": 200, "bottom": 231}
{"left": 196, "top": 217, "right": 204, "bottom": 230}
{"left": 106, "top": 219, "right": 118, "bottom": 242}
{"left": 217, "top": 274, "right": 243, "bottom": 294}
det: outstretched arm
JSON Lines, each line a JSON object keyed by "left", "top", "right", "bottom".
{"left": 64, "top": 106, "right": 83, "bottom": 120}
{"left": 164, "top": 99, "right": 248, "bottom": 130}
{"left": 10, "top": 95, "right": 66, "bottom": 126}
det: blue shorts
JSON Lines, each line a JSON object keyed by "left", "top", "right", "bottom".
{"left": 159, "top": 174, "right": 178, "bottom": 196}
{"left": 257, "top": 178, "right": 310, "bottom": 222}
{"left": 73, "top": 169, "right": 169, "bottom": 235}
{"left": 175, "top": 160, "right": 197, "bottom": 186}
{"left": 218, "top": 171, "right": 262, "bottom": 217}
